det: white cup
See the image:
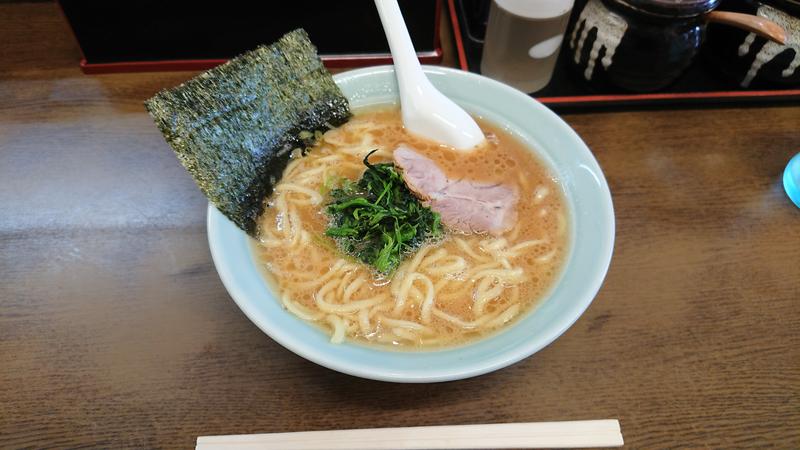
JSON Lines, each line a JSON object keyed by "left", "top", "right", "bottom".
{"left": 480, "top": 0, "right": 575, "bottom": 93}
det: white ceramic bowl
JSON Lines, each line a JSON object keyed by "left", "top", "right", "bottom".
{"left": 208, "top": 66, "right": 614, "bottom": 383}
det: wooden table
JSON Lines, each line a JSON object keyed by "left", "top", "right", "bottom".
{"left": 2, "top": 2, "right": 798, "bottom": 449}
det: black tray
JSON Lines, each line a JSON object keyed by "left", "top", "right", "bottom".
{"left": 448, "top": 0, "right": 800, "bottom": 110}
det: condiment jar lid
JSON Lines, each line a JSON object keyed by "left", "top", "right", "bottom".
{"left": 613, "top": 0, "right": 721, "bottom": 18}
{"left": 494, "top": 0, "right": 575, "bottom": 19}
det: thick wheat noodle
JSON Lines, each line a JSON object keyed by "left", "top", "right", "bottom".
{"left": 472, "top": 268, "right": 525, "bottom": 283}
{"left": 368, "top": 302, "right": 391, "bottom": 318}
{"left": 293, "top": 166, "right": 327, "bottom": 185}
{"left": 464, "top": 261, "right": 505, "bottom": 280}
{"left": 288, "top": 210, "right": 305, "bottom": 249}
{"left": 258, "top": 238, "right": 283, "bottom": 248}
{"left": 425, "top": 256, "right": 467, "bottom": 276}
{"left": 420, "top": 336, "right": 450, "bottom": 346}
{"left": 274, "top": 193, "right": 288, "bottom": 221}
{"left": 408, "top": 286, "right": 424, "bottom": 301}
{"left": 409, "top": 246, "right": 433, "bottom": 272}
{"left": 537, "top": 248, "right": 558, "bottom": 264}
{"left": 506, "top": 239, "right": 548, "bottom": 256}
{"left": 340, "top": 145, "right": 374, "bottom": 157}
{"left": 378, "top": 316, "right": 434, "bottom": 333}
{"left": 281, "top": 292, "right": 323, "bottom": 321}
{"left": 392, "top": 327, "right": 419, "bottom": 342}
{"left": 389, "top": 267, "right": 406, "bottom": 297}
{"left": 486, "top": 303, "right": 521, "bottom": 328}
{"left": 331, "top": 161, "right": 366, "bottom": 173}
{"left": 420, "top": 248, "right": 449, "bottom": 268}
{"left": 343, "top": 276, "right": 367, "bottom": 302}
{"left": 432, "top": 307, "right": 496, "bottom": 329}
{"left": 454, "top": 237, "right": 491, "bottom": 262}
{"left": 322, "top": 129, "right": 348, "bottom": 146}
{"left": 261, "top": 261, "right": 287, "bottom": 277}
{"left": 481, "top": 238, "right": 508, "bottom": 252}
{"left": 276, "top": 183, "right": 323, "bottom": 205}
{"left": 435, "top": 283, "right": 475, "bottom": 302}
{"left": 374, "top": 332, "right": 403, "bottom": 344}
{"left": 325, "top": 121, "right": 372, "bottom": 144}
{"left": 357, "top": 308, "right": 371, "bottom": 334}
{"left": 336, "top": 271, "right": 355, "bottom": 299}
{"left": 293, "top": 260, "right": 347, "bottom": 289}
{"left": 416, "top": 276, "right": 436, "bottom": 324}
{"left": 283, "top": 157, "right": 305, "bottom": 178}
{"left": 317, "top": 278, "right": 340, "bottom": 298}
{"left": 316, "top": 292, "right": 387, "bottom": 314}
{"left": 394, "top": 272, "right": 434, "bottom": 316}
{"left": 258, "top": 229, "right": 283, "bottom": 248}
{"left": 473, "top": 276, "right": 505, "bottom": 315}
{"left": 388, "top": 247, "right": 432, "bottom": 299}
{"left": 315, "top": 154, "right": 344, "bottom": 163}
{"left": 341, "top": 146, "right": 378, "bottom": 158}
{"left": 391, "top": 272, "right": 417, "bottom": 312}
{"left": 326, "top": 315, "right": 346, "bottom": 343}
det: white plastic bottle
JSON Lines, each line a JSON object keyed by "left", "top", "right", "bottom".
{"left": 480, "top": 0, "right": 575, "bottom": 93}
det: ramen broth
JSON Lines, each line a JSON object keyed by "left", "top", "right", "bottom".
{"left": 251, "top": 107, "right": 568, "bottom": 348}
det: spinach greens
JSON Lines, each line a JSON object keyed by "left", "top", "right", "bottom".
{"left": 325, "top": 150, "right": 442, "bottom": 274}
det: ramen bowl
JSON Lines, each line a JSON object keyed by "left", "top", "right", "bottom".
{"left": 207, "top": 66, "right": 615, "bottom": 383}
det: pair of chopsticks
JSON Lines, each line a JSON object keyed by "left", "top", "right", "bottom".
{"left": 196, "top": 420, "right": 623, "bottom": 449}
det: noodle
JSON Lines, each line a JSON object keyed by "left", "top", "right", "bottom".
{"left": 473, "top": 276, "right": 505, "bottom": 315}
{"left": 252, "top": 108, "right": 568, "bottom": 348}
{"left": 281, "top": 293, "right": 323, "bottom": 321}
{"left": 425, "top": 256, "right": 467, "bottom": 276}
{"left": 485, "top": 303, "right": 521, "bottom": 328}
{"left": 379, "top": 316, "right": 434, "bottom": 334}
{"left": 315, "top": 292, "right": 387, "bottom": 314}
{"left": 326, "top": 315, "right": 347, "bottom": 344}
{"left": 392, "top": 328, "right": 420, "bottom": 342}
{"left": 358, "top": 308, "right": 371, "bottom": 334}
{"left": 394, "top": 272, "right": 434, "bottom": 316}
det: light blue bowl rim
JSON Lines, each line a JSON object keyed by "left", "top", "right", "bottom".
{"left": 207, "top": 65, "right": 615, "bottom": 383}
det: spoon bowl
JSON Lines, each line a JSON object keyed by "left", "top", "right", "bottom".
{"left": 375, "top": 0, "right": 486, "bottom": 150}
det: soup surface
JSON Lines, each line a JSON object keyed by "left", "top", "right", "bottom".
{"left": 252, "top": 107, "right": 568, "bottom": 348}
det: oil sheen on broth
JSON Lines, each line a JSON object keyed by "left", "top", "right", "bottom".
{"left": 252, "top": 107, "right": 568, "bottom": 349}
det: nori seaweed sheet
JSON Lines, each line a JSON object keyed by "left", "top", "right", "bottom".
{"left": 145, "top": 29, "right": 351, "bottom": 236}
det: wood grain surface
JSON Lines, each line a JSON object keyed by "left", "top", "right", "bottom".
{"left": 1, "top": 2, "right": 799, "bottom": 449}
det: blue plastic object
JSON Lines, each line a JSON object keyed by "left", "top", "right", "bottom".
{"left": 785, "top": 153, "right": 800, "bottom": 209}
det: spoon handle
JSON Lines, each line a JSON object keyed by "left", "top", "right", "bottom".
{"left": 374, "top": 0, "right": 427, "bottom": 98}
{"left": 374, "top": 0, "right": 485, "bottom": 150}
{"left": 704, "top": 11, "right": 787, "bottom": 45}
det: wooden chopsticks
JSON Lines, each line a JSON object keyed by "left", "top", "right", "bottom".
{"left": 196, "top": 420, "right": 623, "bottom": 449}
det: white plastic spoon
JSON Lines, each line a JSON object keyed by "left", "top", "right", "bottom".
{"left": 375, "top": 0, "right": 485, "bottom": 151}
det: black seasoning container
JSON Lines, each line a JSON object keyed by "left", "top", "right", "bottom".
{"left": 705, "top": 0, "right": 800, "bottom": 87}
{"left": 567, "top": 0, "right": 720, "bottom": 92}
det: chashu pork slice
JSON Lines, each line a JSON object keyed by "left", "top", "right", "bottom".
{"left": 393, "top": 146, "right": 518, "bottom": 235}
